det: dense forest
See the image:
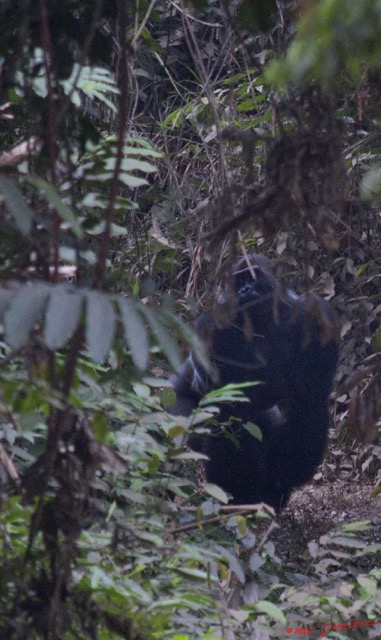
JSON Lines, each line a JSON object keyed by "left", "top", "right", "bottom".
{"left": 0, "top": 1, "right": 381, "bottom": 638}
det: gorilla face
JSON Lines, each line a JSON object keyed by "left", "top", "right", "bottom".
{"left": 234, "top": 262, "right": 276, "bottom": 307}
{"left": 231, "top": 256, "right": 280, "bottom": 337}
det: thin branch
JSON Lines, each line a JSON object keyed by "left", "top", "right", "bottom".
{"left": 38, "top": 0, "right": 57, "bottom": 184}
{"left": 172, "top": 503, "right": 276, "bottom": 534}
{"left": 179, "top": 0, "right": 228, "bottom": 184}
{"left": 168, "top": 0, "right": 223, "bottom": 28}
{"left": 57, "top": 0, "right": 105, "bottom": 128}
{"left": 0, "top": 443, "right": 23, "bottom": 492}
{"left": 94, "top": 2, "right": 130, "bottom": 289}
{"left": 131, "top": 0, "right": 158, "bottom": 50}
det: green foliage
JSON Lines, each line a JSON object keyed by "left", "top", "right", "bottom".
{"left": 237, "top": 0, "right": 277, "bottom": 33}
{"left": 0, "top": 365, "right": 283, "bottom": 639}
{"left": 361, "top": 165, "right": 381, "bottom": 204}
{"left": 371, "top": 325, "right": 381, "bottom": 352}
{"left": 28, "top": 177, "right": 84, "bottom": 238}
{"left": 61, "top": 65, "right": 119, "bottom": 111}
{"left": 280, "top": 524, "right": 381, "bottom": 636}
{"left": 266, "top": 0, "right": 381, "bottom": 89}
{"left": 0, "top": 176, "right": 34, "bottom": 236}
{"left": 1, "top": 0, "right": 381, "bottom": 638}
{"left": 78, "top": 137, "right": 162, "bottom": 224}
{"left": 199, "top": 382, "right": 260, "bottom": 407}
{"left": 0, "top": 280, "right": 197, "bottom": 370}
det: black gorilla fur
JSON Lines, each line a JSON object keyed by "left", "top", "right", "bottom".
{"left": 170, "top": 255, "right": 339, "bottom": 511}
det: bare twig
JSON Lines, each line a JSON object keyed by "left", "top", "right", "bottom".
{"left": 172, "top": 502, "right": 275, "bottom": 534}
{"left": 0, "top": 443, "right": 23, "bottom": 492}
{"left": 131, "top": 0, "right": 158, "bottom": 50}
{"left": 179, "top": 0, "right": 228, "bottom": 184}
{"left": 168, "top": 0, "right": 223, "bottom": 28}
{"left": 0, "top": 138, "right": 41, "bottom": 168}
{"left": 57, "top": 0, "right": 105, "bottom": 128}
{"left": 94, "top": 2, "right": 130, "bottom": 289}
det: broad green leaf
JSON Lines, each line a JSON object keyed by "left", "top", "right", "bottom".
{"left": 28, "top": 177, "right": 83, "bottom": 238}
{"left": 357, "top": 575, "right": 377, "bottom": 596}
{"left": 85, "top": 221, "right": 128, "bottom": 236}
{"left": 0, "top": 284, "right": 20, "bottom": 319}
{"left": 249, "top": 553, "right": 266, "bottom": 572}
{"left": 123, "top": 145, "right": 162, "bottom": 158}
{"left": 204, "top": 483, "right": 229, "bottom": 503}
{"left": 361, "top": 165, "right": 381, "bottom": 204}
{"left": 62, "top": 64, "right": 119, "bottom": 111}
{"left": 4, "top": 283, "right": 50, "bottom": 348}
{"left": 85, "top": 291, "right": 116, "bottom": 362}
{"left": 104, "top": 158, "right": 157, "bottom": 173}
{"left": 161, "top": 386, "right": 177, "bottom": 408}
{"left": 86, "top": 172, "right": 148, "bottom": 187}
{"left": 118, "top": 174, "right": 148, "bottom": 188}
{"left": 230, "top": 610, "right": 249, "bottom": 623}
{"left": 341, "top": 521, "right": 371, "bottom": 532}
{"left": 173, "top": 567, "right": 209, "bottom": 580}
{"left": 254, "top": 600, "right": 286, "bottom": 623}
{"left": 142, "top": 306, "right": 182, "bottom": 372}
{"left": 118, "top": 297, "right": 149, "bottom": 370}
{"left": 237, "top": 96, "right": 266, "bottom": 111}
{"left": 223, "top": 549, "right": 245, "bottom": 583}
{"left": 161, "top": 108, "right": 184, "bottom": 128}
{"left": 43, "top": 286, "right": 84, "bottom": 349}
{"left": 244, "top": 421, "right": 263, "bottom": 442}
{"left": 171, "top": 451, "right": 209, "bottom": 461}
{"left": 371, "top": 325, "right": 381, "bottom": 352}
{"left": 86, "top": 90, "right": 116, "bottom": 111}
{"left": 200, "top": 382, "right": 257, "bottom": 407}
{"left": 135, "top": 531, "right": 164, "bottom": 547}
{"left": 167, "top": 424, "right": 186, "bottom": 437}
{"left": 132, "top": 382, "right": 150, "bottom": 398}
{"left": 328, "top": 536, "right": 366, "bottom": 549}
{"left": 0, "top": 176, "right": 33, "bottom": 235}
{"left": 160, "top": 308, "right": 211, "bottom": 376}
{"left": 124, "top": 137, "right": 162, "bottom": 153}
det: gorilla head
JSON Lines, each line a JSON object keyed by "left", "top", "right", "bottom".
{"left": 234, "top": 255, "right": 276, "bottom": 307}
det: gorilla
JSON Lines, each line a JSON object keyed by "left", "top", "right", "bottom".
{"left": 170, "top": 255, "right": 339, "bottom": 511}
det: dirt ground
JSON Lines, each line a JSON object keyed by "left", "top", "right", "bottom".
{"left": 274, "top": 463, "right": 381, "bottom": 565}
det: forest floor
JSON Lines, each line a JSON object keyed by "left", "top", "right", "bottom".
{"left": 274, "top": 457, "right": 381, "bottom": 568}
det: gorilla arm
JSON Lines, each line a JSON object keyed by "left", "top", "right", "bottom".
{"left": 169, "top": 311, "right": 216, "bottom": 417}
